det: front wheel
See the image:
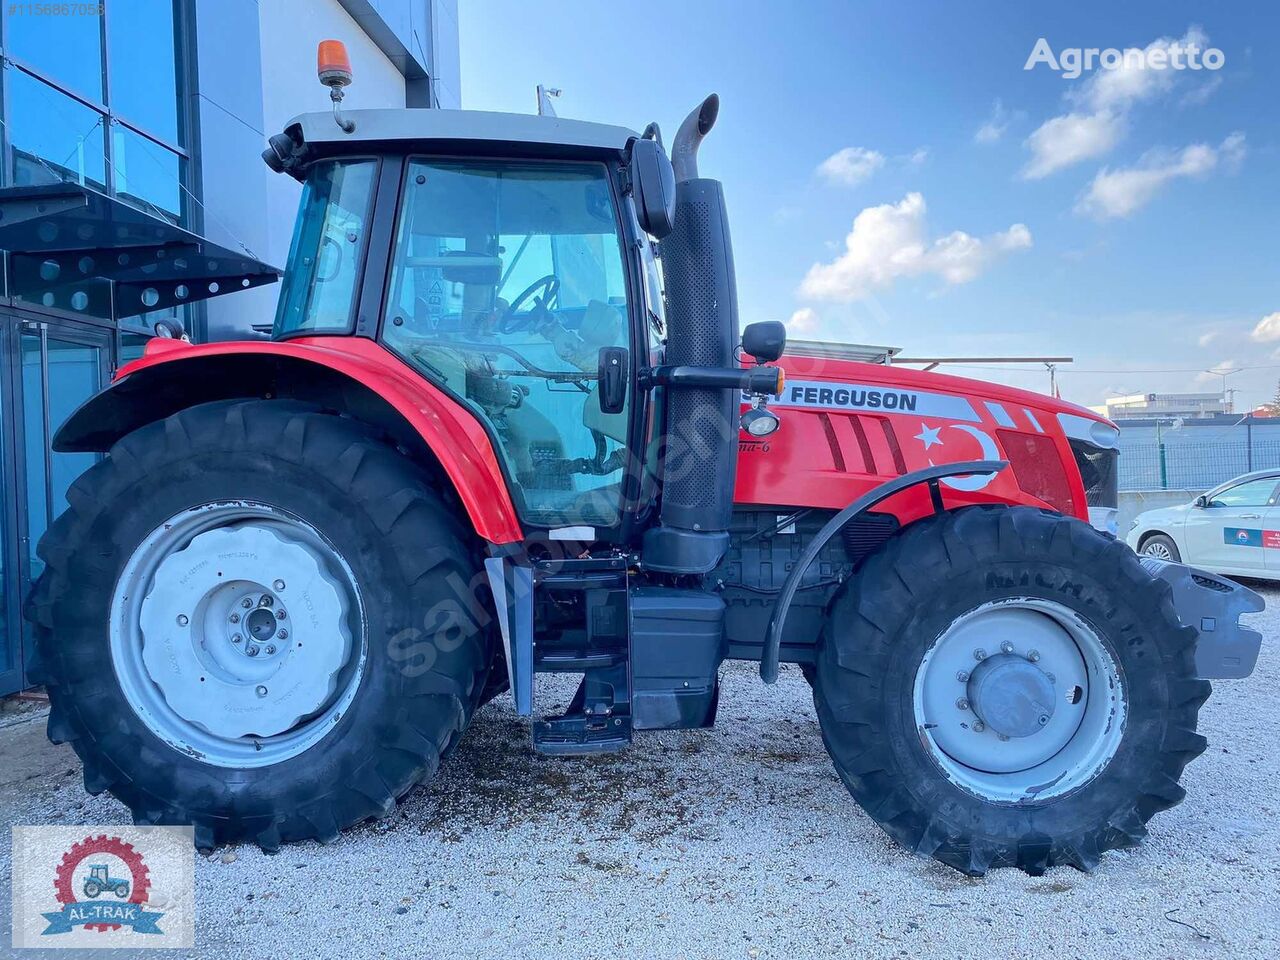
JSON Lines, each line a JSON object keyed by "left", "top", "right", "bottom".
{"left": 1140, "top": 533, "right": 1181, "bottom": 563}
{"left": 813, "top": 506, "right": 1209, "bottom": 875}
{"left": 28, "top": 401, "right": 492, "bottom": 851}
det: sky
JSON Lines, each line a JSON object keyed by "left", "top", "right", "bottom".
{"left": 458, "top": 1, "right": 1280, "bottom": 411}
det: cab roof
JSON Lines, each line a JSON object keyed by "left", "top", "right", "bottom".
{"left": 284, "top": 108, "right": 640, "bottom": 158}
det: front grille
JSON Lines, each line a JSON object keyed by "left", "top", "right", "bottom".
{"left": 1070, "top": 440, "right": 1119, "bottom": 508}
{"left": 998, "top": 430, "right": 1073, "bottom": 512}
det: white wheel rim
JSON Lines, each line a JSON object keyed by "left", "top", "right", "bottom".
{"left": 111, "top": 502, "right": 367, "bottom": 769}
{"left": 912, "top": 598, "right": 1126, "bottom": 803}
{"left": 1143, "top": 541, "right": 1173, "bottom": 560}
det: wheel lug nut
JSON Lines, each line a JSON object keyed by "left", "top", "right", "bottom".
{"left": 176, "top": 614, "right": 189, "bottom": 627}
{"left": 955, "top": 698, "right": 970, "bottom": 711}
{"left": 246, "top": 645, "right": 260, "bottom": 657}
{"left": 276, "top": 608, "right": 287, "bottom": 620}
{"left": 1038, "top": 715, "right": 1049, "bottom": 726}
{"left": 973, "top": 649, "right": 987, "bottom": 661}
{"left": 277, "top": 629, "right": 289, "bottom": 640}
{"left": 972, "top": 720, "right": 985, "bottom": 733}
{"left": 1000, "top": 641, "right": 1015, "bottom": 655}
{"left": 255, "top": 685, "right": 268, "bottom": 698}
{"left": 997, "top": 733, "right": 1010, "bottom": 742}
{"left": 229, "top": 612, "right": 240, "bottom": 624}
{"left": 231, "top": 634, "right": 242, "bottom": 644}
{"left": 273, "top": 580, "right": 286, "bottom": 592}
{"left": 1046, "top": 672, "right": 1056, "bottom": 683}
{"left": 265, "top": 644, "right": 277, "bottom": 655}
{"left": 956, "top": 670, "right": 969, "bottom": 683}
{"left": 1028, "top": 649, "right": 1040, "bottom": 662}
{"left": 241, "top": 598, "right": 253, "bottom": 609}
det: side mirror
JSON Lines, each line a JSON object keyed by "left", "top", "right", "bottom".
{"left": 629, "top": 138, "right": 676, "bottom": 239}
{"left": 1194, "top": 495, "right": 1209, "bottom": 508}
{"left": 742, "top": 321, "right": 786, "bottom": 363}
{"left": 598, "top": 346, "right": 628, "bottom": 414}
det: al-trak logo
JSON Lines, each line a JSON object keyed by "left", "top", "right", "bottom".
{"left": 40, "top": 834, "right": 165, "bottom": 936}
{"left": 1224, "top": 527, "right": 1280, "bottom": 548}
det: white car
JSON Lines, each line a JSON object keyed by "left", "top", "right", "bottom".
{"left": 1127, "top": 469, "right": 1280, "bottom": 580}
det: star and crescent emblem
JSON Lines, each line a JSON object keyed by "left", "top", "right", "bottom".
{"left": 914, "top": 421, "right": 1000, "bottom": 491}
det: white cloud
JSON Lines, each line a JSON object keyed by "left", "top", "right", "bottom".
{"left": 907, "top": 147, "right": 929, "bottom": 165}
{"left": 1197, "top": 330, "right": 1219, "bottom": 348}
{"left": 1252, "top": 312, "right": 1280, "bottom": 343}
{"left": 975, "top": 99, "right": 1010, "bottom": 143}
{"left": 1023, "top": 111, "right": 1125, "bottom": 179}
{"left": 788, "top": 308, "right": 819, "bottom": 333}
{"left": 1081, "top": 27, "right": 1207, "bottom": 113}
{"left": 1077, "top": 132, "right": 1245, "bottom": 219}
{"left": 1180, "top": 73, "right": 1223, "bottom": 107}
{"left": 817, "top": 147, "right": 885, "bottom": 186}
{"left": 798, "top": 193, "right": 1032, "bottom": 302}
{"left": 1023, "top": 27, "right": 1216, "bottom": 178}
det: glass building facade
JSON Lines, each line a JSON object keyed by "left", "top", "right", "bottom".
{"left": 0, "top": 2, "right": 191, "bottom": 696}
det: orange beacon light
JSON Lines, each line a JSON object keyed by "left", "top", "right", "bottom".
{"left": 317, "top": 40, "right": 353, "bottom": 88}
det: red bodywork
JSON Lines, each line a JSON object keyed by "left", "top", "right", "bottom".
{"left": 119, "top": 337, "right": 524, "bottom": 544}
{"left": 736, "top": 354, "right": 1110, "bottom": 529}
{"left": 118, "top": 338, "right": 1110, "bottom": 544}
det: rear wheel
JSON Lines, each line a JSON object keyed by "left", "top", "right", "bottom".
{"left": 27, "top": 400, "right": 492, "bottom": 850}
{"left": 813, "top": 506, "right": 1209, "bottom": 875}
{"left": 1140, "top": 533, "right": 1181, "bottom": 563}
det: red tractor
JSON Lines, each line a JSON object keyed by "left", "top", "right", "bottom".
{"left": 27, "top": 78, "right": 1262, "bottom": 875}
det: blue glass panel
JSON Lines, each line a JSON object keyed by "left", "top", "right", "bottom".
{"left": 6, "top": 68, "right": 107, "bottom": 191}
{"left": 112, "top": 125, "right": 183, "bottom": 223}
{"left": 2, "top": 2, "right": 103, "bottom": 101}
{"left": 106, "top": 0, "right": 180, "bottom": 145}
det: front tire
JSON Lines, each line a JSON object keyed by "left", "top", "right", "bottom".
{"left": 27, "top": 400, "right": 492, "bottom": 851}
{"left": 813, "top": 506, "right": 1209, "bottom": 875}
{"left": 1140, "top": 533, "right": 1181, "bottom": 563}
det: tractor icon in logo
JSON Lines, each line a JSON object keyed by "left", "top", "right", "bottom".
{"left": 82, "top": 863, "right": 131, "bottom": 900}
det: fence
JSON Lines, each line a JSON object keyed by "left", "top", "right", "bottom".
{"left": 1118, "top": 438, "right": 1280, "bottom": 491}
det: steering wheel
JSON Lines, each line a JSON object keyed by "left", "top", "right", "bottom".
{"left": 499, "top": 274, "right": 559, "bottom": 333}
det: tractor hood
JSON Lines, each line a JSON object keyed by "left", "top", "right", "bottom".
{"left": 734, "top": 352, "right": 1119, "bottom": 526}
{"left": 773, "top": 353, "right": 1113, "bottom": 433}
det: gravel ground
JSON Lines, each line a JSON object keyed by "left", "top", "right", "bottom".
{"left": 3, "top": 586, "right": 1278, "bottom": 960}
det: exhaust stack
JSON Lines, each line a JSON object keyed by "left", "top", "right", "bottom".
{"left": 643, "top": 95, "right": 741, "bottom": 574}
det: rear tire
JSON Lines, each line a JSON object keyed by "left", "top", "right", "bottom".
{"left": 27, "top": 400, "right": 492, "bottom": 851}
{"left": 813, "top": 506, "right": 1208, "bottom": 875}
{"left": 1140, "top": 533, "right": 1181, "bottom": 563}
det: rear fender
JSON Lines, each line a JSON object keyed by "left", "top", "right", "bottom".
{"left": 55, "top": 337, "right": 523, "bottom": 544}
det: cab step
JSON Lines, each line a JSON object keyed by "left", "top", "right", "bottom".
{"left": 533, "top": 712, "right": 632, "bottom": 755}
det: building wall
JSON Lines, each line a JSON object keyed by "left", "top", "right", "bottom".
{"left": 199, "top": 0, "right": 458, "bottom": 340}
{"left": 258, "top": 0, "right": 407, "bottom": 273}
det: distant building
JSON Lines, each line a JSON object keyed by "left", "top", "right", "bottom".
{"left": 1098, "top": 392, "right": 1230, "bottom": 421}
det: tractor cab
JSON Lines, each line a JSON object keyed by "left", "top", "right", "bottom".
{"left": 264, "top": 107, "right": 699, "bottom": 542}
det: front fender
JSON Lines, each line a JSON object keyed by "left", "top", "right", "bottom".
{"left": 56, "top": 337, "right": 523, "bottom": 544}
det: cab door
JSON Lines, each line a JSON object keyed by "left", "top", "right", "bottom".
{"left": 379, "top": 158, "right": 635, "bottom": 534}
{"left": 1183, "top": 476, "right": 1280, "bottom": 572}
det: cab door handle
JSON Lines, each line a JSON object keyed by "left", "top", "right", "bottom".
{"left": 1240, "top": 513, "right": 1262, "bottom": 519}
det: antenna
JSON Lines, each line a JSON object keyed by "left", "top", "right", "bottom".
{"left": 536, "top": 85, "right": 562, "bottom": 117}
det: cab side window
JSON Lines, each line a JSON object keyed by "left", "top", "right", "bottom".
{"left": 1208, "top": 478, "right": 1279, "bottom": 508}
